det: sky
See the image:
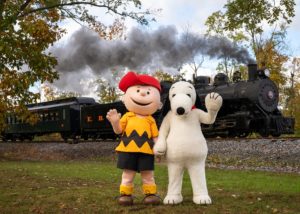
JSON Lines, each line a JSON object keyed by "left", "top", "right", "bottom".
{"left": 42, "top": 0, "right": 300, "bottom": 100}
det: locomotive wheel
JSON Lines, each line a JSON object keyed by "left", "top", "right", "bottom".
{"left": 259, "top": 130, "right": 269, "bottom": 137}
{"left": 61, "top": 133, "right": 69, "bottom": 143}
{"left": 218, "top": 133, "right": 229, "bottom": 138}
{"left": 82, "top": 134, "right": 89, "bottom": 141}
{"left": 238, "top": 132, "right": 249, "bottom": 138}
{"left": 2, "top": 134, "right": 12, "bottom": 142}
{"left": 2, "top": 136, "right": 8, "bottom": 142}
{"left": 26, "top": 135, "right": 34, "bottom": 141}
{"left": 72, "top": 138, "right": 79, "bottom": 144}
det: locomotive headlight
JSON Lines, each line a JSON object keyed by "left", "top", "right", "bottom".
{"left": 264, "top": 69, "right": 270, "bottom": 77}
{"left": 268, "top": 90, "right": 274, "bottom": 99}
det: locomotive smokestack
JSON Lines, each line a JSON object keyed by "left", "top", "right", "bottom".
{"left": 248, "top": 64, "right": 258, "bottom": 81}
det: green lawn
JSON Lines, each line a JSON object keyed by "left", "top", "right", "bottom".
{"left": 0, "top": 161, "right": 299, "bottom": 214}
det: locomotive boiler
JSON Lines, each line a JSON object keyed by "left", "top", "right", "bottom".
{"left": 194, "top": 64, "right": 295, "bottom": 137}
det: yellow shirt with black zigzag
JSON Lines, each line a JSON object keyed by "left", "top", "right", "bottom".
{"left": 115, "top": 112, "right": 159, "bottom": 155}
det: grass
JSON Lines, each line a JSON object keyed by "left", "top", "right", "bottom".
{"left": 0, "top": 160, "right": 299, "bottom": 214}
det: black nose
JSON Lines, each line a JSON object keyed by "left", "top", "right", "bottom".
{"left": 176, "top": 107, "right": 185, "bottom": 115}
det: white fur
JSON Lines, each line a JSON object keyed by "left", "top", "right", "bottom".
{"left": 154, "top": 81, "right": 222, "bottom": 205}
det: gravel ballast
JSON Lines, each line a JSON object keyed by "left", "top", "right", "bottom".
{"left": 0, "top": 138, "right": 299, "bottom": 173}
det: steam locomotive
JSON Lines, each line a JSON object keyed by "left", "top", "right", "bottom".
{"left": 194, "top": 64, "right": 295, "bottom": 137}
{"left": 0, "top": 64, "right": 295, "bottom": 142}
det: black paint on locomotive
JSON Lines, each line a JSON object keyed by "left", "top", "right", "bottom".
{"left": 195, "top": 64, "right": 294, "bottom": 138}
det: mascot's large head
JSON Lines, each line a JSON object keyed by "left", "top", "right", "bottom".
{"left": 119, "top": 71, "right": 162, "bottom": 116}
{"left": 162, "top": 81, "right": 201, "bottom": 117}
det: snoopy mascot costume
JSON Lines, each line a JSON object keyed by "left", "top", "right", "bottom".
{"left": 154, "top": 81, "right": 222, "bottom": 205}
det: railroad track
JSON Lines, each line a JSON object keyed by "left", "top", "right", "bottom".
{"left": 1, "top": 136, "right": 299, "bottom": 144}
{"left": 206, "top": 136, "right": 300, "bottom": 141}
{"left": 0, "top": 139, "right": 118, "bottom": 144}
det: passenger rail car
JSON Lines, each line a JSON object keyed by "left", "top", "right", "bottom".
{"left": 81, "top": 101, "right": 127, "bottom": 140}
{"left": 2, "top": 97, "right": 96, "bottom": 142}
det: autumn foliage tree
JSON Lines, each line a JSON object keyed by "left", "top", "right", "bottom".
{"left": 205, "top": 0, "right": 295, "bottom": 86}
{"left": 41, "top": 84, "right": 81, "bottom": 101}
{"left": 92, "top": 19, "right": 127, "bottom": 103}
{"left": 0, "top": 0, "right": 154, "bottom": 131}
{"left": 284, "top": 57, "right": 300, "bottom": 135}
{"left": 96, "top": 78, "right": 121, "bottom": 103}
{"left": 153, "top": 70, "right": 184, "bottom": 82}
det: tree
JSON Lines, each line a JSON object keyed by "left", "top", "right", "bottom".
{"left": 181, "top": 27, "right": 207, "bottom": 80}
{"left": 92, "top": 18, "right": 127, "bottom": 103}
{"left": 96, "top": 78, "right": 121, "bottom": 103}
{"left": 293, "top": 83, "right": 300, "bottom": 135}
{"left": 255, "top": 32, "right": 288, "bottom": 87}
{"left": 41, "top": 84, "right": 57, "bottom": 102}
{"left": 0, "top": 0, "right": 155, "bottom": 131}
{"left": 41, "top": 84, "right": 81, "bottom": 101}
{"left": 205, "top": 0, "right": 295, "bottom": 86}
{"left": 94, "top": 18, "right": 126, "bottom": 40}
{"left": 284, "top": 57, "right": 300, "bottom": 134}
{"left": 153, "top": 70, "right": 184, "bottom": 82}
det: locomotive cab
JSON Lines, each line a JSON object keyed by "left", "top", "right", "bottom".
{"left": 194, "top": 76, "right": 211, "bottom": 88}
{"left": 213, "top": 73, "right": 229, "bottom": 86}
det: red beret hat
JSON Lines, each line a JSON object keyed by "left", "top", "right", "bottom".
{"left": 119, "top": 71, "right": 161, "bottom": 92}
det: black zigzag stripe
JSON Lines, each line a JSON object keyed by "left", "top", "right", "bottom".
{"left": 121, "top": 130, "right": 154, "bottom": 149}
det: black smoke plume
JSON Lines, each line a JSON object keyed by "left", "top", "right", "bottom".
{"left": 53, "top": 25, "right": 254, "bottom": 75}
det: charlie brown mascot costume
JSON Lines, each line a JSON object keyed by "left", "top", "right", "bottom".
{"left": 106, "top": 71, "right": 162, "bottom": 206}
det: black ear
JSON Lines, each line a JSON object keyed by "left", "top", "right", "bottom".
{"left": 195, "top": 94, "right": 202, "bottom": 109}
{"left": 162, "top": 96, "right": 171, "bottom": 117}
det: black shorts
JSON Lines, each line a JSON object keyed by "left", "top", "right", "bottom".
{"left": 117, "top": 152, "right": 154, "bottom": 173}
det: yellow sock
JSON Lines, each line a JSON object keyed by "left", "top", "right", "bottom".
{"left": 142, "top": 184, "right": 157, "bottom": 195}
{"left": 120, "top": 184, "right": 133, "bottom": 195}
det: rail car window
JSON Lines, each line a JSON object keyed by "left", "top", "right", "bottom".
{"left": 38, "top": 111, "right": 60, "bottom": 122}
{"left": 39, "top": 114, "right": 44, "bottom": 121}
{"left": 11, "top": 116, "right": 15, "bottom": 124}
{"left": 50, "top": 112, "right": 54, "bottom": 120}
{"left": 55, "top": 112, "right": 59, "bottom": 120}
{"left": 7, "top": 116, "right": 11, "bottom": 124}
{"left": 45, "top": 113, "right": 49, "bottom": 121}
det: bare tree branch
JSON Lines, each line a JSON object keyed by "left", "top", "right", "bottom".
{"left": 18, "top": 1, "right": 108, "bottom": 18}
{"left": 61, "top": 8, "right": 85, "bottom": 27}
{"left": 17, "top": 1, "right": 149, "bottom": 24}
{"left": 20, "top": 0, "right": 32, "bottom": 11}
